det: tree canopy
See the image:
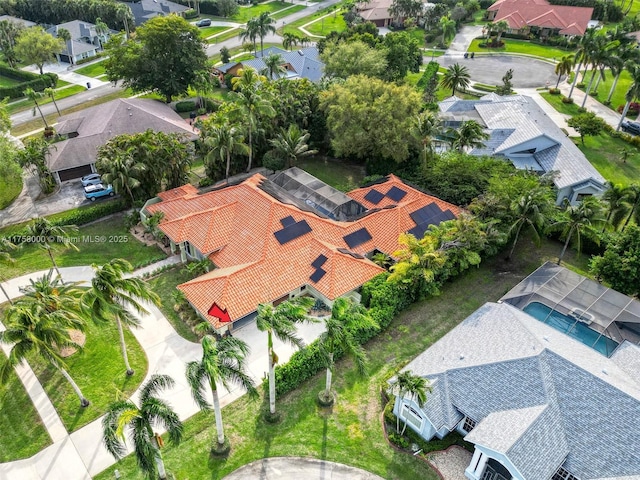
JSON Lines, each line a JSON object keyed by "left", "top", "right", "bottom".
{"left": 104, "top": 16, "right": 208, "bottom": 102}
{"left": 14, "top": 27, "right": 63, "bottom": 74}
{"left": 591, "top": 225, "right": 640, "bottom": 296}
{"left": 320, "top": 40, "right": 388, "bottom": 79}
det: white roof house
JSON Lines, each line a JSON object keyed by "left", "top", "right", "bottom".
{"left": 396, "top": 300, "right": 640, "bottom": 480}
{"left": 439, "top": 94, "right": 606, "bottom": 205}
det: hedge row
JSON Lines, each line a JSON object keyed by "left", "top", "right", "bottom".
{"left": 0, "top": 64, "right": 40, "bottom": 81}
{"left": 0, "top": 71, "right": 58, "bottom": 99}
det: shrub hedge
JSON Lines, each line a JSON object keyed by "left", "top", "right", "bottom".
{"left": 176, "top": 100, "right": 197, "bottom": 113}
{"left": 0, "top": 65, "right": 58, "bottom": 99}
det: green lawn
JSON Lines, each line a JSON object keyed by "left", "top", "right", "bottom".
{"left": 225, "top": 1, "right": 292, "bottom": 23}
{"left": 207, "top": 27, "right": 241, "bottom": 44}
{"left": 0, "top": 74, "right": 21, "bottom": 87}
{"left": 0, "top": 171, "right": 22, "bottom": 210}
{"left": 272, "top": 4, "right": 306, "bottom": 20}
{"left": 304, "top": 11, "right": 347, "bottom": 36}
{"left": 95, "top": 237, "right": 587, "bottom": 480}
{"left": 74, "top": 61, "right": 106, "bottom": 78}
{"left": 29, "top": 317, "right": 148, "bottom": 432}
{"left": 297, "top": 157, "right": 365, "bottom": 191}
{"left": 576, "top": 68, "right": 631, "bottom": 113}
{"left": 198, "top": 25, "right": 230, "bottom": 38}
{"left": 467, "top": 38, "right": 575, "bottom": 60}
{"left": 147, "top": 266, "right": 200, "bottom": 342}
{"left": 6, "top": 85, "right": 87, "bottom": 115}
{"left": 2, "top": 215, "right": 166, "bottom": 280}
{"left": 280, "top": 5, "right": 341, "bottom": 36}
{"left": 0, "top": 351, "right": 51, "bottom": 462}
{"left": 576, "top": 132, "right": 640, "bottom": 186}
{"left": 540, "top": 92, "right": 582, "bottom": 116}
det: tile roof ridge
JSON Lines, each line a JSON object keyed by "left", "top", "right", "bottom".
{"left": 180, "top": 262, "right": 256, "bottom": 285}
{"left": 162, "top": 202, "right": 238, "bottom": 224}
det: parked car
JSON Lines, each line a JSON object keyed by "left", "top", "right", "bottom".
{"left": 84, "top": 183, "right": 114, "bottom": 201}
{"left": 81, "top": 173, "right": 102, "bottom": 186}
{"left": 621, "top": 121, "right": 640, "bottom": 136}
{"left": 196, "top": 19, "right": 211, "bottom": 27}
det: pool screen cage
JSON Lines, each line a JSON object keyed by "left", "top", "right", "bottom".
{"left": 500, "top": 262, "right": 640, "bottom": 346}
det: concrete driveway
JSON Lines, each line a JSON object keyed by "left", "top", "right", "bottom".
{"left": 436, "top": 54, "right": 557, "bottom": 88}
{"left": 223, "top": 457, "right": 386, "bottom": 480}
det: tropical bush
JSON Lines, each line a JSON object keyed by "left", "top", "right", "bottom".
{"left": 175, "top": 100, "right": 197, "bottom": 113}
{"left": 0, "top": 65, "right": 57, "bottom": 98}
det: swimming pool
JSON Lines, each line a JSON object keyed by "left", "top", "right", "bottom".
{"left": 523, "top": 302, "right": 619, "bottom": 356}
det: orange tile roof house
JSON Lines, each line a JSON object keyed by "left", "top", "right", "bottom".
{"left": 487, "top": 0, "right": 594, "bottom": 36}
{"left": 144, "top": 168, "right": 460, "bottom": 333}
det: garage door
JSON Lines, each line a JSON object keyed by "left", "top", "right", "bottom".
{"left": 57, "top": 165, "right": 93, "bottom": 182}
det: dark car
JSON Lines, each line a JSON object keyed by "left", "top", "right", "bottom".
{"left": 196, "top": 19, "right": 211, "bottom": 27}
{"left": 621, "top": 120, "right": 640, "bottom": 135}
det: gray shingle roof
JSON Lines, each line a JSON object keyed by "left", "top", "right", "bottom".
{"left": 0, "top": 15, "right": 36, "bottom": 28}
{"left": 129, "top": 0, "right": 188, "bottom": 25}
{"left": 403, "top": 302, "right": 640, "bottom": 480}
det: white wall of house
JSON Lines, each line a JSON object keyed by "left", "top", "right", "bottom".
{"left": 465, "top": 445, "right": 524, "bottom": 480}
{"left": 392, "top": 397, "right": 439, "bottom": 440}
{"left": 500, "top": 135, "right": 557, "bottom": 156}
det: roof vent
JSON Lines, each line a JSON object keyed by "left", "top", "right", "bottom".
{"left": 602, "top": 369, "right": 608, "bottom": 375}
{"left": 459, "top": 354, "right": 464, "bottom": 360}
{"left": 543, "top": 336, "right": 550, "bottom": 342}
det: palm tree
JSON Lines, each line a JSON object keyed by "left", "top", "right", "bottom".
{"left": 256, "top": 297, "right": 314, "bottom": 416}
{"left": 100, "top": 152, "right": 145, "bottom": 205}
{"left": 263, "top": 53, "right": 286, "bottom": 80}
{"left": 411, "top": 110, "right": 442, "bottom": 166}
{"left": 268, "top": 124, "right": 317, "bottom": 168}
{"left": 25, "top": 217, "right": 79, "bottom": 277}
{"left": 568, "top": 29, "right": 597, "bottom": 99}
{"left": 580, "top": 36, "right": 617, "bottom": 108}
{"left": 24, "top": 88, "right": 48, "bottom": 128}
{"left": 230, "top": 66, "right": 265, "bottom": 93}
{"left": 507, "top": 188, "right": 553, "bottom": 260}
{"left": 389, "top": 233, "right": 447, "bottom": 296}
{"left": 185, "top": 334, "right": 257, "bottom": 450}
{"left": 233, "top": 88, "right": 275, "bottom": 172}
{"left": 605, "top": 53, "right": 625, "bottom": 104}
{"left": 255, "top": 12, "right": 276, "bottom": 56}
{"left": 493, "top": 20, "right": 509, "bottom": 44}
{"left": 299, "top": 35, "right": 311, "bottom": 47}
{"left": 553, "top": 196, "right": 606, "bottom": 265}
{"left": 317, "top": 297, "right": 378, "bottom": 404}
{"left": 617, "top": 63, "right": 640, "bottom": 131}
{"left": 94, "top": 17, "right": 109, "bottom": 50}
{"left": 602, "top": 182, "right": 630, "bottom": 231}
{"left": 0, "top": 272, "right": 89, "bottom": 407}
{"left": 103, "top": 374, "right": 183, "bottom": 480}
{"left": 449, "top": 120, "right": 488, "bottom": 152}
{"left": 389, "top": 370, "right": 431, "bottom": 434}
{"left": 203, "top": 122, "right": 249, "bottom": 181}
{"left": 622, "top": 184, "right": 640, "bottom": 230}
{"left": 43, "top": 87, "right": 61, "bottom": 116}
{"left": 282, "top": 32, "right": 299, "bottom": 51}
{"left": 57, "top": 27, "right": 73, "bottom": 65}
{"left": 82, "top": 259, "right": 161, "bottom": 376}
{"left": 439, "top": 15, "right": 456, "bottom": 46}
{"left": 555, "top": 55, "right": 574, "bottom": 88}
{"left": 440, "top": 63, "right": 470, "bottom": 96}
{"left": 0, "top": 237, "right": 17, "bottom": 304}
{"left": 240, "top": 17, "right": 259, "bottom": 56}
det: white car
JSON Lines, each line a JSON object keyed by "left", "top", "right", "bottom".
{"left": 81, "top": 173, "right": 102, "bottom": 186}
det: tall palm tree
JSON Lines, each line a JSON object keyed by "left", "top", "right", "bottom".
{"left": 389, "top": 370, "right": 431, "bottom": 434}
{"left": 203, "top": 122, "right": 249, "bottom": 181}
{"left": 622, "top": 184, "right": 640, "bottom": 230}
{"left": 255, "top": 12, "right": 276, "bottom": 56}
{"left": 439, "top": 15, "right": 456, "bottom": 46}
{"left": 0, "top": 272, "right": 89, "bottom": 407}
{"left": 440, "top": 63, "right": 470, "bottom": 96}
{"left": 411, "top": 110, "right": 442, "bottom": 166}
{"left": 282, "top": 32, "right": 299, "bottom": 51}
{"left": 262, "top": 53, "right": 286, "bottom": 80}
{"left": 256, "top": 297, "right": 314, "bottom": 416}
{"left": 299, "top": 35, "right": 311, "bottom": 47}
{"left": 568, "top": 29, "right": 597, "bottom": 99}
{"left": 507, "top": 188, "right": 553, "bottom": 260}
{"left": 493, "top": 20, "right": 509, "bottom": 44}
{"left": 0, "top": 237, "right": 17, "bottom": 305}
{"left": 602, "top": 182, "right": 631, "bottom": 231}
{"left": 57, "top": 27, "right": 73, "bottom": 65}
{"left": 581, "top": 36, "right": 618, "bottom": 108}
{"left": 268, "top": 124, "right": 317, "bottom": 168}
{"left": 24, "top": 88, "right": 48, "bottom": 128}
{"left": 99, "top": 152, "right": 145, "bottom": 205}
{"left": 605, "top": 53, "right": 625, "bottom": 104}
{"left": 240, "top": 17, "right": 259, "bottom": 56}
{"left": 82, "top": 259, "right": 161, "bottom": 376}
{"left": 555, "top": 55, "right": 574, "bottom": 88}
{"left": 43, "top": 87, "right": 61, "bottom": 116}
{"left": 553, "top": 196, "right": 606, "bottom": 265}
{"left": 94, "top": 17, "right": 109, "bottom": 50}
{"left": 617, "top": 63, "right": 640, "bottom": 131}
{"left": 449, "top": 120, "right": 488, "bottom": 152}
{"left": 103, "top": 374, "right": 183, "bottom": 480}
{"left": 317, "top": 297, "right": 378, "bottom": 403}
{"left": 233, "top": 88, "right": 275, "bottom": 172}
{"left": 230, "top": 66, "right": 265, "bottom": 93}
{"left": 25, "top": 217, "right": 79, "bottom": 277}
{"left": 185, "top": 334, "right": 257, "bottom": 449}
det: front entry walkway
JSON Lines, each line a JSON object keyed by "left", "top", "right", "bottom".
{"left": 222, "top": 457, "right": 385, "bottom": 479}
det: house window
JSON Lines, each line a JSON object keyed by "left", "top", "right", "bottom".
{"left": 552, "top": 466, "right": 580, "bottom": 480}
{"left": 401, "top": 404, "right": 424, "bottom": 430}
{"left": 461, "top": 416, "right": 477, "bottom": 433}
{"left": 576, "top": 193, "right": 593, "bottom": 202}
{"left": 184, "top": 241, "right": 194, "bottom": 257}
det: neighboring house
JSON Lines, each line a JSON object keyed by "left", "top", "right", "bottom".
{"left": 128, "top": 0, "right": 189, "bottom": 25}
{"left": 355, "top": 0, "right": 433, "bottom": 26}
{"left": 396, "top": 295, "right": 640, "bottom": 479}
{"left": 143, "top": 169, "right": 461, "bottom": 333}
{"left": 439, "top": 94, "right": 606, "bottom": 205}
{"left": 47, "top": 98, "right": 197, "bottom": 182}
{"left": 214, "top": 47, "right": 325, "bottom": 83}
{"left": 46, "top": 20, "right": 114, "bottom": 64}
{"left": 0, "top": 14, "right": 36, "bottom": 28}
{"left": 487, "top": 0, "right": 594, "bottom": 37}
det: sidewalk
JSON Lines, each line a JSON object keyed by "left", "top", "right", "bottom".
{"left": 0, "top": 257, "right": 326, "bottom": 480}
{"left": 557, "top": 82, "right": 622, "bottom": 129}
{"left": 21, "top": 63, "right": 109, "bottom": 89}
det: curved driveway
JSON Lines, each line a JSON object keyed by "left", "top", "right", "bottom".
{"left": 223, "top": 457, "right": 385, "bottom": 480}
{"left": 435, "top": 54, "right": 557, "bottom": 88}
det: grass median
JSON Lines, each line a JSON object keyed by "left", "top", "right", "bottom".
{"left": 467, "top": 38, "right": 575, "bottom": 60}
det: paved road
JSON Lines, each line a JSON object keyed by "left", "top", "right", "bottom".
{"left": 223, "top": 457, "right": 386, "bottom": 480}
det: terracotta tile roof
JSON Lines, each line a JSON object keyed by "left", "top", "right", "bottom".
{"left": 488, "top": 0, "right": 593, "bottom": 35}
{"left": 148, "top": 173, "right": 460, "bottom": 328}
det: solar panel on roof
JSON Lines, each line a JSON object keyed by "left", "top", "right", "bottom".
{"left": 274, "top": 220, "right": 312, "bottom": 245}
{"left": 364, "top": 189, "right": 384, "bottom": 205}
{"left": 410, "top": 203, "right": 443, "bottom": 224}
{"left": 343, "top": 227, "right": 372, "bottom": 249}
{"left": 385, "top": 186, "right": 407, "bottom": 202}
{"left": 280, "top": 215, "right": 295, "bottom": 227}
{"left": 310, "top": 267, "right": 326, "bottom": 283}
{"left": 408, "top": 225, "right": 425, "bottom": 238}
{"left": 311, "top": 254, "right": 328, "bottom": 268}
{"left": 441, "top": 210, "right": 456, "bottom": 221}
